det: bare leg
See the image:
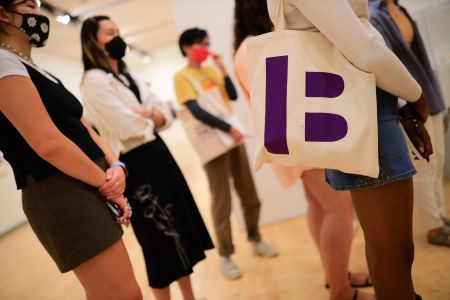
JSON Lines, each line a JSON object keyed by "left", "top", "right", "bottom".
{"left": 302, "top": 170, "right": 374, "bottom": 300}
{"left": 351, "top": 178, "right": 416, "bottom": 300}
{"left": 152, "top": 287, "right": 171, "bottom": 300}
{"left": 74, "top": 239, "right": 142, "bottom": 300}
{"left": 304, "top": 183, "right": 327, "bottom": 272}
{"left": 177, "top": 276, "right": 195, "bottom": 300}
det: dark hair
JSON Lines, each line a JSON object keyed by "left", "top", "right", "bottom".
{"left": 80, "top": 15, "right": 127, "bottom": 74}
{"left": 178, "top": 27, "right": 208, "bottom": 56}
{"left": 0, "top": 0, "right": 14, "bottom": 8}
{"left": 233, "top": 0, "right": 273, "bottom": 52}
{"left": 0, "top": 0, "right": 15, "bottom": 34}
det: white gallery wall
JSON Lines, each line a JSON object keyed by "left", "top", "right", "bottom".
{"left": 132, "top": 44, "right": 185, "bottom": 102}
{"left": 0, "top": 157, "right": 24, "bottom": 236}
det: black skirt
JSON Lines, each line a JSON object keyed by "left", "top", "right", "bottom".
{"left": 120, "top": 135, "right": 214, "bottom": 288}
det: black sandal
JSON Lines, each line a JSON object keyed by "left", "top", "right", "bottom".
{"left": 325, "top": 272, "right": 373, "bottom": 289}
{"left": 352, "top": 289, "right": 359, "bottom": 300}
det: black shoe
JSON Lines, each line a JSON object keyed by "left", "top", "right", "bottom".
{"left": 415, "top": 294, "right": 422, "bottom": 300}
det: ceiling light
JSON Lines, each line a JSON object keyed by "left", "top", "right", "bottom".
{"left": 56, "top": 15, "right": 71, "bottom": 25}
{"left": 143, "top": 55, "right": 152, "bottom": 63}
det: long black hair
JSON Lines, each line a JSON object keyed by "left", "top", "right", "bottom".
{"left": 80, "top": 15, "right": 128, "bottom": 74}
{"left": 233, "top": 0, "right": 273, "bottom": 52}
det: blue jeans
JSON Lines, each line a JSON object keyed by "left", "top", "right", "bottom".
{"left": 326, "top": 88, "right": 416, "bottom": 190}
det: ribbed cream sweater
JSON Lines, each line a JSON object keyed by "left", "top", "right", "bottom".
{"left": 267, "top": 0, "right": 422, "bottom": 102}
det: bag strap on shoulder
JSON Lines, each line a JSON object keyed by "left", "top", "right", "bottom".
{"left": 274, "top": 0, "right": 286, "bottom": 31}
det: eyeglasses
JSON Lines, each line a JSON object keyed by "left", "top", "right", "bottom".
{"left": 194, "top": 42, "right": 210, "bottom": 48}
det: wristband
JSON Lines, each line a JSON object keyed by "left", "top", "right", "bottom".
{"left": 110, "top": 161, "right": 129, "bottom": 177}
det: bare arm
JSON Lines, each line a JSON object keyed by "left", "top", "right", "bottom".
{"left": 81, "top": 117, "right": 126, "bottom": 199}
{"left": 285, "top": 0, "right": 422, "bottom": 101}
{"left": 0, "top": 76, "right": 106, "bottom": 187}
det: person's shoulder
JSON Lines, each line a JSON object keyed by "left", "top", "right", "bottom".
{"left": 82, "top": 69, "right": 114, "bottom": 86}
{"left": 0, "top": 49, "right": 29, "bottom": 77}
{"left": 203, "top": 65, "right": 221, "bottom": 78}
{"left": 203, "top": 65, "right": 219, "bottom": 73}
{"left": 0, "top": 48, "right": 20, "bottom": 60}
{"left": 84, "top": 68, "right": 110, "bottom": 79}
{"left": 173, "top": 67, "right": 190, "bottom": 81}
{"left": 235, "top": 37, "right": 251, "bottom": 61}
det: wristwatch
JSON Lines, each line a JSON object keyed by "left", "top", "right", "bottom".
{"left": 110, "top": 161, "right": 129, "bottom": 177}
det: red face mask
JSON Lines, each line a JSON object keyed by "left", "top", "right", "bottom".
{"left": 191, "top": 46, "right": 209, "bottom": 63}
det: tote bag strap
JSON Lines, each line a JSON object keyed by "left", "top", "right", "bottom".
{"left": 273, "top": 0, "right": 286, "bottom": 31}
{"left": 183, "top": 74, "right": 204, "bottom": 94}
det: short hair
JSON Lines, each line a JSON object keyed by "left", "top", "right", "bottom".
{"left": 178, "top": 27, "right": 208, "bottom": 56}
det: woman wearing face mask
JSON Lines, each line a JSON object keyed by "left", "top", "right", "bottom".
{"left": 0, "top": 1, "right": 142, "bottom": 299}
{"left": 233, "top": 1, "right": 374, "bottom": 300}
{"left": 80, "top": 16, "right": 214, "bottom": 300}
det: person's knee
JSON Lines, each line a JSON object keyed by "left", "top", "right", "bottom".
{"left": 111, "top": 281, "right": 142, "bottom": 300}
{"left": 322, "top": 200, "right": 353, "bottom": 216}
{"left": 127, "top": 285, "right": 143, "bottom": 300}
{"left": 86, "top": 284, "right": 142, "bottom": 300}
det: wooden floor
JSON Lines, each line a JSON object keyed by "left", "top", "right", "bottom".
{"left": 0, "top": 124, "right": 449, "bottom": 300}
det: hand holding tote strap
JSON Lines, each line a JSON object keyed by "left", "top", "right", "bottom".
{"left": 274, "top": 0, "right": 286, "bottom": 31}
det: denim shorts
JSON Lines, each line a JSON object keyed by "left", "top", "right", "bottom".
{"left": 325, "top": 88, "right": 416, "bottom": 191}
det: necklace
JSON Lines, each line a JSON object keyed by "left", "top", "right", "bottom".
{"left": 0, "top": 42, "right": 36, "bottom": 66}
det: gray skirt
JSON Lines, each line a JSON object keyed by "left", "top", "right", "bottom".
{"left": 21, "top": 158, "right": 123, "bottom": 273}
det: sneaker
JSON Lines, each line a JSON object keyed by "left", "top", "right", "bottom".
{"left": 219, "top": 256, "right": 241, "bottom": 280}
{"left": 251, "top": 241, "right": 279, "bottom": 258}
{"left": 427, "top": 226, "right": 450, "bottom": 247}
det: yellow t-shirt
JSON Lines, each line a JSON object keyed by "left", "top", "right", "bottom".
{"left": 173, "top": 66, "right": 232, "bottom": 112}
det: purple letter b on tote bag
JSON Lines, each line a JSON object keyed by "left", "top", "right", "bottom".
{"left": 265, "top": 56, "right": 289, "bottom": 154}
{"left": 265, "top": 57, "right": 348, "bottom": 154}
{"left": 304, "top": 72, "right": 348, "bottom": 142}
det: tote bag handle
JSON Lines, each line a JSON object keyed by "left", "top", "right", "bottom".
{"left": 273, "top": 0, "right": 286, "bottom": 31}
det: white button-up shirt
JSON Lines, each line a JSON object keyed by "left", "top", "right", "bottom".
{"left": 81, "top": 69, "right": 173, "bottom": 157}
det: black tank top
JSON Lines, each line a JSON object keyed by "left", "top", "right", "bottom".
{"left": 0, "top": 63, "right": 104, "bottom": 189}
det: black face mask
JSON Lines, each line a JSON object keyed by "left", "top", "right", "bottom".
{"left": 105, "top": 36, "right": 127, "bottom": 60}
{"left": 6, "top": 10, "right": 50, "bottom": 48}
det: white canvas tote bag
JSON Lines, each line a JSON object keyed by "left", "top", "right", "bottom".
{"left": 248, "top": 0, "right": 379, "bottom": 177}
{"left": 177, "top": 75, "right": 244, "bottom": 164}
